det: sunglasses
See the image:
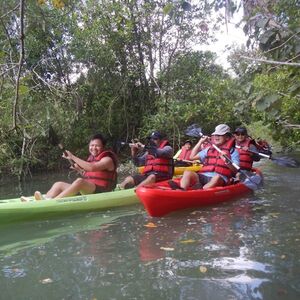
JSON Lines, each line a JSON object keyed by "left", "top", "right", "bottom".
{"left": 234, "top": 132, "right": 246, "bottom": 136}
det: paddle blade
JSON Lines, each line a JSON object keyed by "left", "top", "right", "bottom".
{"left": 185, "top": 124, "right": 203, "bottom": 138}
{"left": 243, "top": 173, "right": 263, "bottom": 191}
{"left": 271, "top": 156, "right": 300, "bottom": 168}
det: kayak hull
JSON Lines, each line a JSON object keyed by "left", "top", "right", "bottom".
{"left": 0, "top": 189, "right": 139, "bottom": 224}
{"left": 138, "top": 164, "right": 202, "bottom": 176}
{"left": 136, "top": 170, "right": 262, "bottom": 217}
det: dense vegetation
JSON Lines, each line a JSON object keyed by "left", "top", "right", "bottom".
{"left": 0, "top": 0, "right": 299, "bottom": 179}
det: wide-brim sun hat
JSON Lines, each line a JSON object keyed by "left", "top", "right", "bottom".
{"left": 211, "top": 124, "right": 230, "bottom": 136}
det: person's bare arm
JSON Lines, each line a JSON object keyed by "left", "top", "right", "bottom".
{"left": 64, "top": 151, "right": 114, "bottom": 172}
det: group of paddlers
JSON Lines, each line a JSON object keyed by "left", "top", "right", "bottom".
{"left": 21, "top": 124, "right": 271, "bottom": 201}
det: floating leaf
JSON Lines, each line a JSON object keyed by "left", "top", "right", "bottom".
{"left": 269, "top": 212, "right": 280, "bottom": 218}
{"left": 270, "top": 240, "right": 279, "bottom": 245}
{"left": 180, "top": 239, "right": 196, "bottom": 244}
{"left": 199, "top": 266, "right": 207, "bottom": 273}
{"left": 144, "top": 222, "right": 157, "bottom": 228}
{"left": 160, "top": 247, "right": 174, "bottom": 251}
{"left": 40, "top": 278, "right": 53, "bottom": 284}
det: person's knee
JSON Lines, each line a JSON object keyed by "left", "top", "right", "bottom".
{"left": 182, "top": 170, "right": 193, "bottom": 179}
{"left": 124, "top": 176, "right": 133, "bottom": 183}
{"left": 147, "top": 174, "right": 156, "bottom": 182}
{"left": 72, "top": 178, "right": 86, "bottom": 187}
{"left": 122, "top": 176, "right": 134, "bottom": 189}
{"left": 52, "top": 181, "right": 65, "bottom": 188}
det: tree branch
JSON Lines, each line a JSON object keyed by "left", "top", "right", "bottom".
{"left": 240, "top": 55, "right": 300, "bottom": 67}
{"left": 12, "top": 0, "right": 25, "bottom": 130}
{"left": 0, "top": 3, "right": 20, "bottom": 20}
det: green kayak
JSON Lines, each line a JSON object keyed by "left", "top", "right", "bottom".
{"left": 0, "top": 189, "right": 139, "bottom": 224}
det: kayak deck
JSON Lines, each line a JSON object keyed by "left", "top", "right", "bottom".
{"left": 138, "top": 164, "right": 202, "bottom": 176}
{"left": 0, "top": 189, "right": 139, "bottom": 224}
{"left": 136, "top": 169, "right": 263, "bottom": 217}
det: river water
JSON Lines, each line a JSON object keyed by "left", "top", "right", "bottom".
{"left": 0, "top": 158, "right": 299, "bottom": 300}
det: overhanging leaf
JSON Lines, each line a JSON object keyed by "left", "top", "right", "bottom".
{"left": 256, "top": 18, "right": 270, "bottom": 29}
{"left": 254, "top": 94, "right": 280, "bottom": 111}
{"left": 163, "top": 3, "right": 173, "bottom": 15}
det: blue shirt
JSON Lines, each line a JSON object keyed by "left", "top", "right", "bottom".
{"left": 197, "top": 147, "right": 240, "bottom": 183}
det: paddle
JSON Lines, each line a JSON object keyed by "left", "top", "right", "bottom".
{"left": 116, "top": 140, "right": 158, "bottom": 152}
{"left": 48, "top": 125, "right": 74, "bottom": 166}
{"left": 236, "top": 145, "right": 299, "bottom": 168}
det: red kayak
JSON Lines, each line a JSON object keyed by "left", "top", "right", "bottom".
{"left": 135, "top": 169, "right": 263, "bottom": 217}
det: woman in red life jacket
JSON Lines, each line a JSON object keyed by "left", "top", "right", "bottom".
{"left": 173, "top": 140, "right": 193, "bottom": 166}
{"left": 174, "top": 140, "right": 193, "bottom": 161}
{"left": 22, "top": 134, "right": 117, "bottom": 201}
{"left": 169, "top": 124, "right": 240, "bottom": 190}
{"left": 118, "top": 131, "right": 174, "bottom": 189}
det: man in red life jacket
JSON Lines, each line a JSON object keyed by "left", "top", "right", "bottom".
{"left": 234, "top": 126, "right": 260, "bottom": 174}
{"left": 22, "top": 134, "right": 118, "bottom": 201}
{"left": 169, "top": 124, "right": 240, "bottom": 190}
{"left": 119, "top": 131, "right": 174, "bottom": 189}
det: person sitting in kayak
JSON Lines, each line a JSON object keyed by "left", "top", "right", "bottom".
{"left": 173, "top": 140, "right": 193, "bottom": 166}
{"left": 118, "top": 131, "right": 174, "bottom": 189}
{"left": 255, "top": 138, "right": 272, "bottom": 156}
{"left": 234, "top": 126, "right": 261, "bottom": 172}
{"left": 169, "top": 124, "right": 239, "bottom": 190}
{"left": 21, "top": 133, "right": 118, "bottom": 201}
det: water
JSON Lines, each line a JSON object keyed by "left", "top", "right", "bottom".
{"left": 0, "top": 159, "right": 300, "bottom": 299}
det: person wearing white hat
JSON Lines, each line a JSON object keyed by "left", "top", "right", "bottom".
{"left": 169, "top": 124, "right": 240, "bottom": 190}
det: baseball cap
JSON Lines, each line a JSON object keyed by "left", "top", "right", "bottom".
{"left": 234, "top": 127, "right": 248, "bottom": 135}
{"left": 211, "top": 124, "right": 230, "bottom": 136}
{"left": 148, "top": 131, "right": 163, "bottom": 140}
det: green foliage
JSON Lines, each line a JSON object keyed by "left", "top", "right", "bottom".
{"left": 1, "top": 0, "right": 299, "bottom": 178}
{"left": 141, "top": 51, "right": 242, "bottom": 145}
{"left": 228, "top": 1, "right": 300, "bottom": 149}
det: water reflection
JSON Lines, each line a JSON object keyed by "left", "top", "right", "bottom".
{"left": 1, "top": 159, "right": 300, "bottom": 299}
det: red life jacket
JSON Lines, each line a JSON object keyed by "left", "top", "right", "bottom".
{"left": 200, "top": 138, "right": 236, "bottom": 178}
{"left": 178, "top": 147, "right": 192, "bottom": 160}
{"left": 143, "top": 140, "right": 173, "bottom": 176}
{"left": 84, "top": 150, "right": 118, "bottom": 191}
{"left": 236, "top": 138, "right": 254, "bottom": 171}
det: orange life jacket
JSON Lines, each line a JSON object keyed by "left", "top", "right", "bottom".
{"left": 236, "top": 138, "right": 254, "bottom": 171}
{"left": 143, "top": 140, "right": 173, "bottom": 176}
{"left": 200, "top": 138, "right": 236, "bottom": 178}
{"left": 84, "top": 150, "right": 118, "bottom": 191}
{"left": 178, "top": 147, "right": 192, "bottom": 160}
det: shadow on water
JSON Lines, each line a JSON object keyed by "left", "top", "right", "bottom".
{"left": 0, "top": 157, "right": 300, "bottom": 299}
